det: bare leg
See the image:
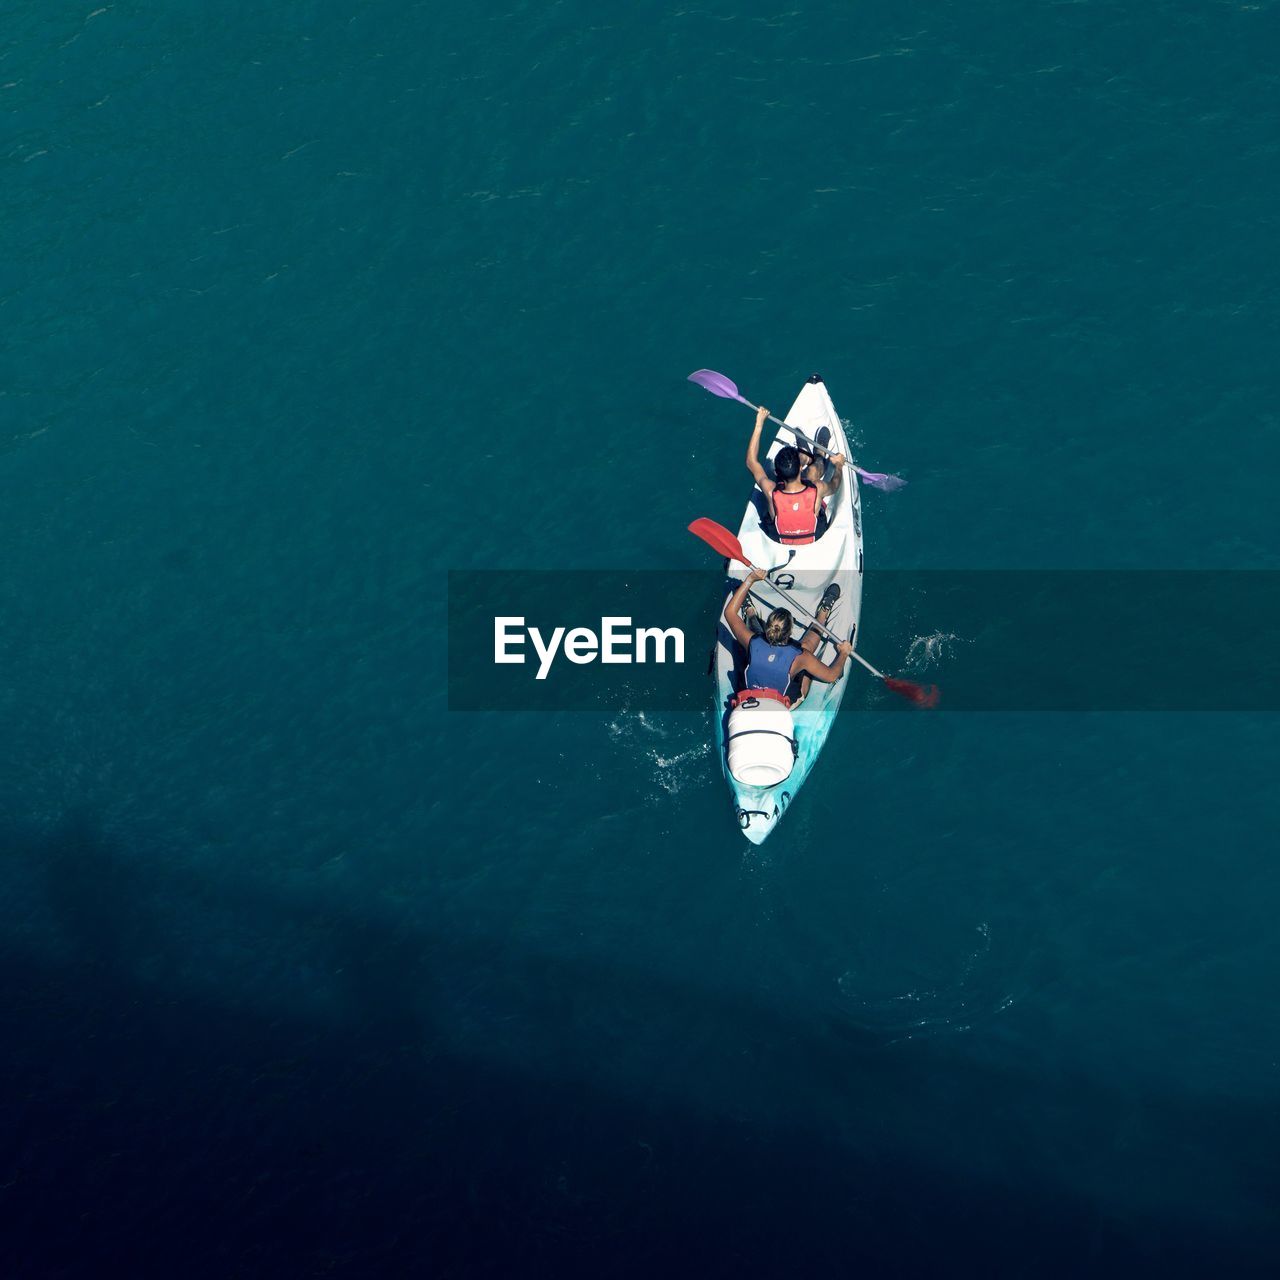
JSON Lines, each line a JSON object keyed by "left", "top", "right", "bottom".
{"left": 801, "top": 599, "right": 833, "bottom": 654}
{"left": 794, "top": 598, "right": 834, "bottom": 703}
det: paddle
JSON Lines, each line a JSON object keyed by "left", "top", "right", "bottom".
{"left": 688, "top": 517, "right": 940, "bottom": 708}
{"left": 687, "top": 369, "right": 906, "bottom": 491}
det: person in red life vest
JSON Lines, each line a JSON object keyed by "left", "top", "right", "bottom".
{"left": 745, "top": 404, "right": 847, "bottom": 545}
{"left": 722, "top": 569, "right": 854, "bottom": 706}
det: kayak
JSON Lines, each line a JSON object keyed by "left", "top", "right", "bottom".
{"left": 711, "top": 374, "right": 863, "bottom": 844}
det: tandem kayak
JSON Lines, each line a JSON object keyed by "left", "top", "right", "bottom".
{"left": 711, "top": 375, "right": 863, "bottom": 844}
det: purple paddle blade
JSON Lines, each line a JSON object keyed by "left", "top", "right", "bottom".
{"left": 687, "top": 369, "right": 750, "bottom": 404}
{"left": 854, "top": 467, "right": 907, "bottom": 491}
{"left": 690, "top": 368, "right": 906, "bottom": 490}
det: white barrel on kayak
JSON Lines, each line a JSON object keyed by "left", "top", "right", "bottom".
{"left": 726, "top": 697, "right": 797, "bottom": 788}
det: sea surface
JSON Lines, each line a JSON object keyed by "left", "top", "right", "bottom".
{"left": 3, "top": 1, "right": 1279, "bottom": 1275}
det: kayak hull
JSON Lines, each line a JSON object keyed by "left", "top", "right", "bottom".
{"left": 712, "top": 376, "right": 863, "bottom": 844}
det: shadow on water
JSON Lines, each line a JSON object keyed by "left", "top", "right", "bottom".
{"left": 2, "top": 814, "right": 1278, "bottom": 1278}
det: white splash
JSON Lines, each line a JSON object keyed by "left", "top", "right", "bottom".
{"left": 606, "top": 713, "right": 711, "bottom": 798}
{"left": 607, "top": 708, "right": 669, "bottom": 740}
{"left": 906, "top": 631, "right": 965, "bottom": 670}
{"left": 649, "top": 742, "right": 712, "bottom": 794}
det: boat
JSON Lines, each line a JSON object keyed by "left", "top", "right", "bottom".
{"left": 711, "top": 374, "right": 863, "bottom": 843}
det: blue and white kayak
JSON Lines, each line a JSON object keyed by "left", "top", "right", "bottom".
{"left": 712, "top": 375, "right": 863, "bottom": 844}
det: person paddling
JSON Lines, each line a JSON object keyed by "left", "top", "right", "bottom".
{"left": 723, "top": 569, "right": 853, "bottom": 705}
{"left": 746, "top": 404, "right": 846, "bottom": 545}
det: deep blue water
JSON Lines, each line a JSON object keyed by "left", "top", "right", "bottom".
{"left": 3, "top": 1, "right": 1280, "bottom": 1275}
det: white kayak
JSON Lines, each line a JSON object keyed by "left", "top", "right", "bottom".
{"left": 712, "top": 374, "right": 863, "bottom": 844}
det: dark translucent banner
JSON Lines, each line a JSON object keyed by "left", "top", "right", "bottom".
{"left": 447, "top": 571, "right": 1280, "bottom": 712}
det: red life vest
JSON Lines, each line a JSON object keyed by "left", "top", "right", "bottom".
{"left": 771, "top": 483, "right": 821, "bottom": 545}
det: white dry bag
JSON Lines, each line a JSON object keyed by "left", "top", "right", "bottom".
{"left": 726, "top": 696, "right": 797, "bottom": 787}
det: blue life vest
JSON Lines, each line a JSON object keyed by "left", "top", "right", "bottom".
{"left": 746, "top": 636, "right": 799, "bottom": 697}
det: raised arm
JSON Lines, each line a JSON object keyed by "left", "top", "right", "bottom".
{"left": 722, "top": 569, "right": 766, "bottom": 648}
{"left": 794, "top": 638, "right": 855, "bottom": 685}
{"left": 745, "top": 405, "right": 774, "bottom": 494}
{"left": 818, "top": 452, "right": 847, "bottom": 501}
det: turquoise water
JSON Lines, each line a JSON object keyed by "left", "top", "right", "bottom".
{"left": 4, "top": 1, "right": 1280, "bottom": 1274}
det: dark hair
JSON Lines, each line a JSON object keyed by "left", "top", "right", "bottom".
{"left": 773, "top": 446, "right": 801, "bottom": 482}
{"left": 764, "top": 608, "right": 793, "bottom": 645}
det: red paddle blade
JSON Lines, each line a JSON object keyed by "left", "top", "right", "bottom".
{"left": 884, "top": 677, "right": 941, "bottom": 709}
{"left": 688, "top": 517, "right": 748, "bottom": 565}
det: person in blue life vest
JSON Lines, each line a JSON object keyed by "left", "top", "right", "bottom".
{"left": 745, "top": 404, "right": 846, "bottom": 546}
{"left": 722, "top": 568, "right": 854, "bottom": 706}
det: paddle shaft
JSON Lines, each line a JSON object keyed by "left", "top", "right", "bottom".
{"left": 738, "top": 564, "right": 884, "bottom": 677}
{"left": 688, "top": 370, "right": 904, "bottom": 489}
{"left": 742, "top": 397, "right": 845, "bottom": 466}
{"left": 747, "top": 576, "right": 886, "bottom": 679}
{"left": 690, "top": 517, "right": 899, "bottom": 688}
